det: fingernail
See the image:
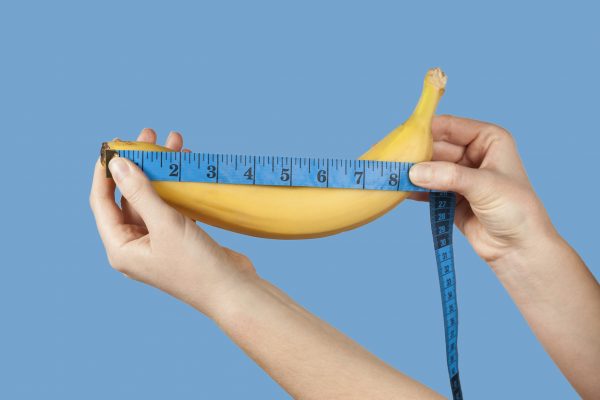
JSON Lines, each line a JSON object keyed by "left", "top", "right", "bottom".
{"left": 108, "top": 158, "right": 130, "bottom": 181}
{"left": 409, "top": 164, "right": 432, "bottom": 184}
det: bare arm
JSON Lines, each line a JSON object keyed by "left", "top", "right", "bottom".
{"left": 89, "top": 129, "right": 443, "bottom": 400}
{"left": 491, "top": 234, "right": 600, "bottom": 399}
{"left": 212, "top": 278, "right": 443, "bottom": 400}
{"left": 409, "top": 115, "right": 600, "bottom": 399}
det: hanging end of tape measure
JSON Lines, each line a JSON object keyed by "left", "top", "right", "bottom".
{"left": 450, "top": 372, "right": 463, "bottom": 400}
{"left": 101, "top": 142, "right": 119, "bottom": 178}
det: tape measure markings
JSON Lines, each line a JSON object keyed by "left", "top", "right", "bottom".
{"left": 108, "top": 150, "right": 430, "bottom": 193}
{"left": 431, "top": 191, "right": 462, "bottom": 399}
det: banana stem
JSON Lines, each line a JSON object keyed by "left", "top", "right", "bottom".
{"left": 410, "top": 68, "right": 447, "bottom": 122}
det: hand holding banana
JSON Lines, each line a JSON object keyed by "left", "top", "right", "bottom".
{"left": 408, "top": 118, "right": 600, "bottom": 399}
{"left": 90, "top": 67, "right": 556, "bottom": 316}
{"left": 90, "top": 131, "right": 258, "bottom": 318}
{"left": 408, "top": 114, "right": 559, "bottom": 266}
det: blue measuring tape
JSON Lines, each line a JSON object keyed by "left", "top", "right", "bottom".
{"left": 106, "top": 149, "right": 463, "bottom": 399}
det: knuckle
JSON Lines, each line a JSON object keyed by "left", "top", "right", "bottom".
{"left": 441, "top": 163, "right": 462, "bottom": 189}
{"left": 486, "top": 124, "right": 513, "bottom": 142}
{"left": 237, "top": 253, "right": 254, "bottom": 270}
{"left": 437, "top": 114, "right": 453, "bottom": 123}
{"left": 501, "top": 128, "right": 513, "bottom": 139}
{"left": 106, "top": 249, "right": 129, "bottom": 274}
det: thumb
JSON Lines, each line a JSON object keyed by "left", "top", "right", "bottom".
{"left": 108, "top": 157, "right": 180, "bottom": 232}
{"left": 409, "top": 161, "right": 492, "bottom": 203}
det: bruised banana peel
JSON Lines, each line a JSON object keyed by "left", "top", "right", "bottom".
{"left": 102, "top": 68, "right": 447, "bottom": 239}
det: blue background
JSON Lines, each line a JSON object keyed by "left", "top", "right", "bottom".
{"left": 0, "top": 1, "right": 598, "bottom": 398}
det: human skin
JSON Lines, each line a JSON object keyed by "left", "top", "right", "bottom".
{"left": 90, "top": 115, "right": 600, "bottom": 399}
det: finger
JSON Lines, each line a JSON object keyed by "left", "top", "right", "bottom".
{"left": 121, "top": 196, "right": 145, "bottom": 227}
{"left": 432, "top": 141, "right": 466, "bottom": 163}
{"left": 408, "top": 192, "right": 429, "bottom": 202}
{"left": 89, "top": 158, "right": 128, "bottom": 247}
{"left": 123, "top": 129, "right": 158, "bottom": 224}
{"left": 165, "top": 131, "right": 183, "bottom": 151}
{"left": 453, "top": 196, "right": 478, "bottom": 238}
{"left": 182, "top": 148, "right": 192, "bottom": 153}
{"left": 435, "top": 115, "right": 523, "bottom": 176}
{"left": 462, "top": 127, "right": 522, "bottom": 175}
{"left": 432, "top": 115, "right": 493, "bottom": 146}
{"left": 137, "top": 128, "right": 157, "bottom": 143}
{"left": 108, "top": 157, "right": 181, "bottom": 233}
{"left": 409, "top": 161, "right": 495, "bottom": 204}
{"left": 123, "top": 128, "right": 159, "bottom": 225}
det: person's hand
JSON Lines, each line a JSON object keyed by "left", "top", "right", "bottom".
{"left": 90, "top": 128, "right": 257, "bottom": 317}
{"left": 409, "top": 115, "right": 559, "bottom": 265}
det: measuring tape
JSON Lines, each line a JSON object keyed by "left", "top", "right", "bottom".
{"left": 106, "top": 149, "right": 463, "bottom": 399}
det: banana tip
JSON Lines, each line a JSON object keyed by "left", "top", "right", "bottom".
{"left": 427, "top": 68, "right": 447, "bottom": 89}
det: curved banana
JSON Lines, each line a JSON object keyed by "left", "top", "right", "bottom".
{"left": 102, "top": 68, "right": 446, "bottom": 239}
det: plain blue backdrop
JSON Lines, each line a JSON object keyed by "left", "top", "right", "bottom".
{"left": 0, "top": 1, "right": 598, "bottom": 398}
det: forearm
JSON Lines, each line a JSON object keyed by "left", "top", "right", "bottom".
{"left": 491, "top": 234, "right": 600, "bottom": 398}
{"left": 208, "top": 278, "right": 443, "bottom": 400}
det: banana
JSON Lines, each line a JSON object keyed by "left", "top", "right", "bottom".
{"left": 102, "top": 68, "right": 446, "bottom": 239}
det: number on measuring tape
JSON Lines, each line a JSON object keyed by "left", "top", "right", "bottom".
{"left": 112, "top": 150, "right": 432, "bottom": 192}
{"left": 430, "top": 191, "right": 462, "bottom": 400}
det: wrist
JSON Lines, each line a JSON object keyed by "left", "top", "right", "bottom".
{"left": 200, "top": 271, "right": 265, "bottom": 321}
{"left": 173, "top": 248, "right": 262, "bottom": 320}
{"left": 207, "top": 276, "right": 295, "bottom": 330}
{"left": 488, "top": 229, "right": 572, "bottom": 300}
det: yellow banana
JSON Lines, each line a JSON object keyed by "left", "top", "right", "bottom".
{"left": 102, "top": 68, "right": 446, "bottom": 239}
